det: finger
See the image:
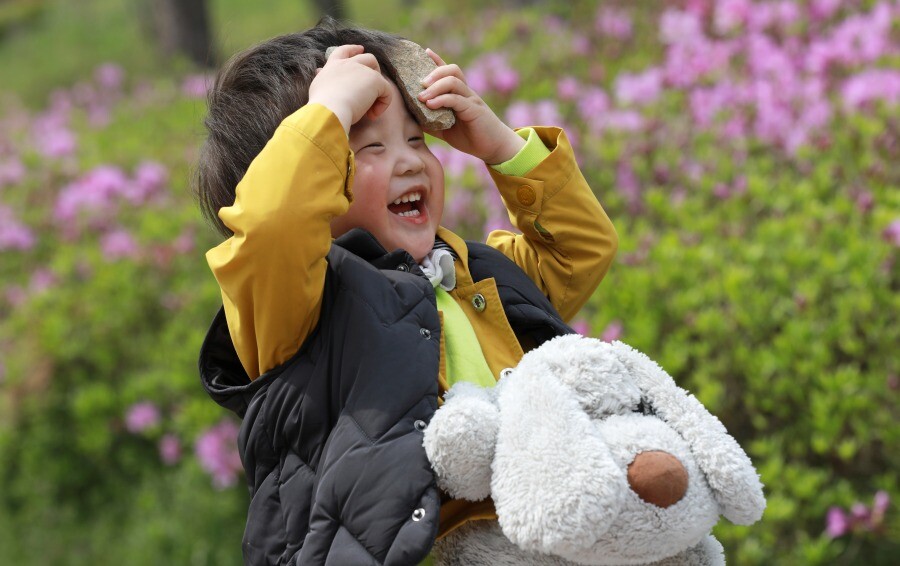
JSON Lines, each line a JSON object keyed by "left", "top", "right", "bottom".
{"left": 422, "top": 63, "right": 465, "bottom": 89}
{"left": 327, "top": 44, "right": 364, "bottom": 61}
{"left": 366, "top": 75, "right": 394, "bottom": 119}
{"left": 425, "top": 48, "right": 447, "bottom": 67}
{"left": 348, "top": 52, "right": 381, "bottom": 73}
{"left": 424, "top": 93, "right": 477, "bottom": 116}
{"left": 418, "top": 75, "right": 472, "bottom": 103}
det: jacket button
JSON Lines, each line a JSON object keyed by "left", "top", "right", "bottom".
{"left": 420, "top": 328, "right": 431, "bottom": 339}
{"left": 471, "top": 293, "right": 486, "bottom": 312}
{"left": 412, "top": 508, "right": 426, "bottom": 521}
{"left": 397, "top": 263, "right": 409, "bottom": 272}
{"left": 414, "top": 420, "right": 427, "bottom": 432}
{"left": 517, "top": 185, "right": 536, "bottom": 206}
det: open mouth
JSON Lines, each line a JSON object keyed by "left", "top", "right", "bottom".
{"left": 387, "top": 190, "right": 425, "bottom": 218}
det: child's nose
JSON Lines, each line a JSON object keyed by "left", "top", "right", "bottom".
{"left": 394, "top": 147, "right": 426, "bottom": 176}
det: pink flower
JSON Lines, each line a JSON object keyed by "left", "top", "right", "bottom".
{"left": 0, "top": 206, "right": 35, "bottom": 251}
{"left": 659, "top": 9, "right": 703, "bottom": 44}
{"left": 810, "top": 0, "right": 842, "bottom": 21}
{"left": 95, "top": 63, "right": 125, "bottom": 90}
{"left": 577, "top": 87, "right": 610, "bottom": 120}
{"left": 571, "top": 319, "right": 591, "bottom": 336}
{"left": 5, "top": 285, "right": 27, "bottom": 307}
{"left": 101, "top": 228, "right": 140, "bottom": 261}
{"left": 29, "top": 269, "right": 57, "bottom": 294}
{"left": 159, "top": 434, "right": 182, "bottom": 465}
{"left": 54, "top": 165, "right": 130, "bottom": 224}
{"left": 596, "top": 7, "right": 633, "bottom": 41}
{"left": 172, "top": 228, "right": 195, "bottom": 254}
{"left": 33, "top": 126, "right": 77, "bottom": 158}
{"left": 443, "top": 188, "right": 474, "bottom": 228}
{"left": 714, "top": 0, "right": 752, "bottom": 33}
{"left": 181, "top": 74, "right": 210, "bottom": 98}
{"left": 850, "top": 502, "right": 871, "bottom": 523}
{"left": 125, "top": 401, "right": 160, "bottom": 433}
{"left": 557, "top": 77, "right": 581, "bottom": 101}
{"left": 571, "top": 34, "right": 592, "bottom": 56}
{"left": 482, "top": 215, "right": 515, "bottom": 238}
{"left": 464, "top": 65, "right": 490, "bottom": 95}
{"left": 615, "top": 68, "right": 664, "bottom": 106}
{"left": 600, "top": 320, "right": 623, "bottom": 342}
{"left": 492, "top": 66, "right": 520, "bottom": 95}
{"left": 0, "top": 157, "right": 26, "bottom": 188}
{"left": 131, "top": 160, "right": 169, "bottom": 203}
{"left": 873, "top": 491, "right": 890, "bottom": 515}
{"left": 195, "top": 419, "right": 243, "bottom": 489}
{"left": 465, "top": 53, "right": 519, "bottom": 96}
{"left": 882, "top": 220, "right": 900, "bottom": 246}
{"left": 505, "top": 101, "right": 536, "bottom": 128}
{"left": 826, "top": 507, "right": 850, "bottom": 538}
{"left": 841, "top": 70, "right": 900, "bottom": 110}
{"left": 605, "top": 110, "right": 644, "bottom": 132}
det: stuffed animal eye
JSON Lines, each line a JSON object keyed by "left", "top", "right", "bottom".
{"left": 634, "top": 398, "right": 656, "bottom": 416}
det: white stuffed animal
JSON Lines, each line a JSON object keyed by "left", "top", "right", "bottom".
{"left": 423, "top": 335, "right": 766, "bottom": 565}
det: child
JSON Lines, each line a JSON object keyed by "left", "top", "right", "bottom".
{"left": 195, "top": 18, "right": 617, "bottom": 566}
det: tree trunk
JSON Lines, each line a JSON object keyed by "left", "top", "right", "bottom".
{"left": 140, "top": 0, "right": 217, "bottom": 68}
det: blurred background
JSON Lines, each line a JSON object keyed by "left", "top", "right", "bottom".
{"left": 0, "top": 0, "right": 897, "bottom": 564}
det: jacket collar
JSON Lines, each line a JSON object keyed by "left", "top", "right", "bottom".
{"left": 333, "top": 228, "right": 423, "bottom": 274}
{"left": 332, "top": 227, "right": 473, "bottom": 286}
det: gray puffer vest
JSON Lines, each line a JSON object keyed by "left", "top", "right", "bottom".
{"left": 199, "top": 229, "right": 574, "bottom": 565}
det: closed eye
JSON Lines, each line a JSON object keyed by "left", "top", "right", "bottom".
{"left": 362, "top": 142, "right": 384, "bottom": 150}
{"left": 409, "top": 136, "right": 424, "bottom": 144}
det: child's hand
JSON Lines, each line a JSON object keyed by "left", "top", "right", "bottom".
{"left": 418, "top": 49, "right": 525, "bottom": 165}
{"left": 308, "top": 45, "right": 393, "bottom": 134}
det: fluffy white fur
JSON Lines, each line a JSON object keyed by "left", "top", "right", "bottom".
{"left": 424, "top": 335, "right": 765, "bottom": 565}
{"left": 423, "top": 382, "right": 499, "bottom": 501}
{"left": 433, "top": 521, "right": 724, "bottom": 566}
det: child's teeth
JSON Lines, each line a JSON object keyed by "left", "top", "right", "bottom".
{"left": 401, "top": 195, "right": 410, "bottom": 203}
{"left": 392, "top": 198, "right": 402, "bottom": 205}
{"left": 398, "top": 209, "right": 421, "bottom": 217}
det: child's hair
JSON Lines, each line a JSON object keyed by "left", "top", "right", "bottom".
{"left": 193, "top": 17, "right": 402, "bottom": 236}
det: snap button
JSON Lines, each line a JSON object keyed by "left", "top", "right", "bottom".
{"left": 396, "top": 263, "right": 409, "bottom": 272}
{"left": 471, "top": 293, "right": 486, "bottom": 312}
{"left": 412, "top": 508, "right": 425, "bottom": 521}
{"left": 414, "top": 420, "right": 427, "bottom": 432}
{"left": 517, "top": 185, "right": 536, "bottom": 206}
{"left": 420, "top": 328, "right": 431, "bottom": 339}
{"left": 500, "top": 368, "right": 514, "bottom": 379}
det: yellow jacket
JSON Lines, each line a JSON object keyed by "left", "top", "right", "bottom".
{"left": 206, "top": 103, "right": 618, "bottom": 539}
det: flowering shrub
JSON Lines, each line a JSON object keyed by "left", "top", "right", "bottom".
{"left": 0, "top": 0, "right": 897, "bottom": 564}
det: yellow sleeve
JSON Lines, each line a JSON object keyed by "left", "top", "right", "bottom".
{"left": 485, "top": 127, "right": 618, "bottom": 322}
{"left": 205, "top": 104, "right": 355, "bottom": 379}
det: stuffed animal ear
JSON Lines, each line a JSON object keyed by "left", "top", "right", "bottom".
{"left": 606, "top": 341, "right": 766, "bottom": 526}
{"left": 492, "top": 362, "right": 627, "bottom": 556}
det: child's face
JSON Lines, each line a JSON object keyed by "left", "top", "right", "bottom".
{"left": 331, "top": 80, "right": 445, "bottom": 263}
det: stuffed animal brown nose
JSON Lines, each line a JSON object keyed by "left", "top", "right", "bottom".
{"left": 627, "top": 450, "right": 689, "bottom": 508}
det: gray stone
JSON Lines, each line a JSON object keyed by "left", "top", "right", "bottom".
{"left": 388, "top": 40, "right": 456, "bottom": 131}
{"left": 325, "top": 42, "right": 456, "bottom": 131}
